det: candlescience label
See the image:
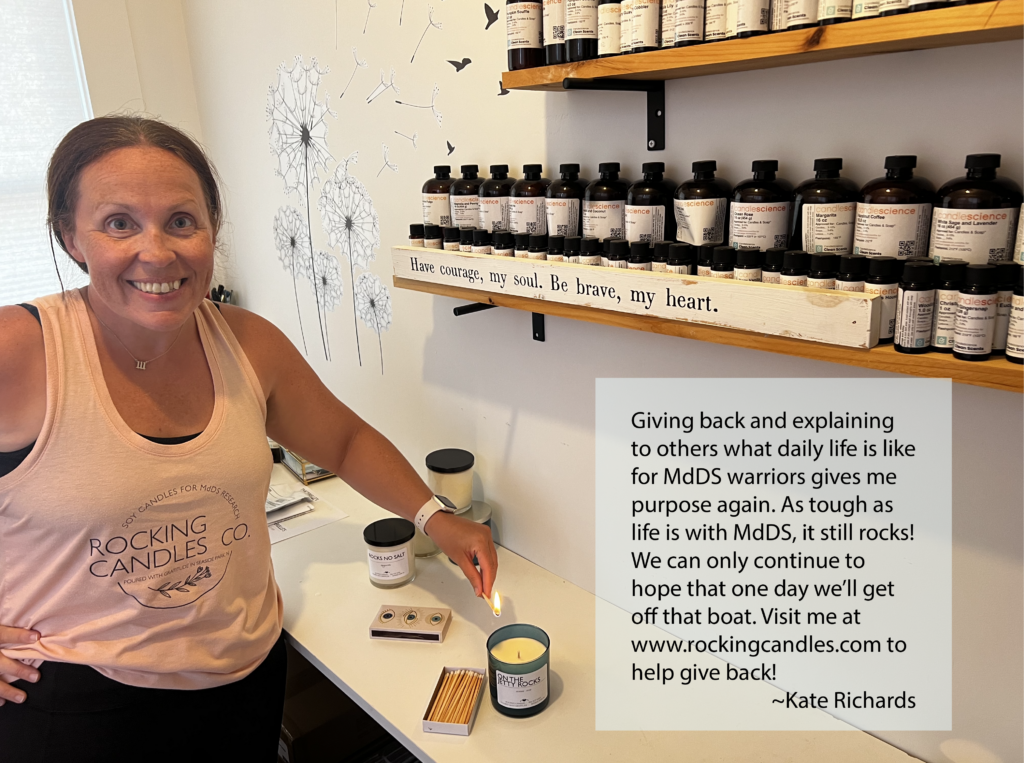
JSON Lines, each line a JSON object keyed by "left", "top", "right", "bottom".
{"left": 675, "top": 197, "right": 727, "bottom": 246}
{"left": 511, "top": 197, "right": 548, "bottom": 235}
{"left": 367, "top": 547, "right": 410, "bottom": 580}
{"left": 507, "top": 2, "right": 543, "bottom": 48}
{"left": 451, "top": 195, "right": 480, "bottom": 228}
{"left": 422, "top": 193, "right": 452, "bottom": 227}
{"left": 480, "top": 196, "right": 511, "bottom": 232}
{"left": 802, "top": 202, "right": 856, "bottom": 254}
{"left": 853, "top": 203, "right": 931, "bottom": 258}
{"left": 547, "top": 198, "right": 581, "bottom": 236}
{"left": 730, "top": 202, "right": 791, "bottom": 251}
{"left": 496, "top": 664, "right": 549, "bottom": 709}
{"left": 584, "top": 200, "right": 625, "bottom": 239}
{"left": 625, "top": 204, "right": 665, "bottom": 243}
{"left": 928, "top": 207, "right": 1017, "bottom": 264}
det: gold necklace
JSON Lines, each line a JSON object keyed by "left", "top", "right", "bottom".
{"left": 90, "top": 306, "right": 187, "bottom": 371}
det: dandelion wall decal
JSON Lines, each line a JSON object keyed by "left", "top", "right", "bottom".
{"left": 355, "top": 272, "right": 393, "bottom": 374}
{"left": 273, "top": 206, "right": 310, "bottom": 353}
{"left": 395, "top": 130, "right": 418, "bottom": 148}
{"left": 377, "top": 144, "right": 398, "bottom": 177}
{"left": 363, "top": 0, "right": 377, "bottom": 34}
{"left": 318, "top": 159, "right": 381, "bottom": 367}
{"left": 267, "top": 56, "right": 336, "bottom": 360}
{"left": 410, "top": 6, "right": 442, "bottom": 64}
{"left": 395, "top": 84, "right": 442, "bottom": 128}
{"left": 312, "top": 249, "right": 344, "bottom": 360}
{"left": 339, "top": 48, "right": 368, "bottom": 99}
{"left": 366, "top": 68, "right": 399, "bottom": 104}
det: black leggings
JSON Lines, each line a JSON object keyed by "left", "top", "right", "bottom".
{"left": 0, "top": 632, "right": 287, "bottom": 763}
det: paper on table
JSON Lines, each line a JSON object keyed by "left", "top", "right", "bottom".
{"left": 266, "top": 483, "right": 348, "bottom": 544}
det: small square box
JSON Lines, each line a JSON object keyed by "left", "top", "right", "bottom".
{"left": 368, "top": 606, "right": 451, "bottom": 643}
{"left": 281, "top": 447, "right": 335, "bottom": 485}
{"left": 422, "top": 667, "right": 486, "bottom": 736}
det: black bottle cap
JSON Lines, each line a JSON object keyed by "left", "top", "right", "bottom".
{"left": 424, "top": 224, "right": 441, "bottom": 238}
{"left": 433, "top": 165, "right": 451, "bottom": 175}
{"left": 603, "top": 238, "right": 611, "bottom": 253}
{"left": 560, "top": 163, "right": 580, "bottom": 174}
{"left": 752, "top": 159, "right": 779, "bottom": 172}
{"left": 838, "top": 254, "right": 867, "bottom": 276}
{"left": 629, "top": 241, "right": 652, "bottom": 262}
{"left": 809, "top": 253, "right": 838, "bottom": 274}
{"left": 529, "top": 233, "right": 548, "bottom": 249}
{"left": 965, "top": 153, "right": 1000, "bottom": 170}
{"left": 473, "top": 229, "right": 491, "bottom": 245}
{"left": 867, "top": 256, "right": 899, "bottom": 280}
{"left": 410, "top": 223, "right": 424, "bottom": 237}
{"left": 426, "top": 448, "right": 475, "bottom": 473}
{"left": 900, "top": 260, "right": 936, "bottom": 284}
{"left": 608, "top": 239, "right": 630, "bottom": 258}
{"left": 564, "top": 236, "right": 581, "bottom": 253}
{"left": 642, "top": 162, "right": 665, "bottom": 173}
{"left": 713, "top": 245, "right": 735, "bottom": 266}
{"left": 461, "top": 164, "right": 479, "bottom": 174}
{"left": 548, "top": 234, "right": 565, "bottom": 252}
{"left": 599, "top": 162, "right": 620, "bottom": 173}
{"left": 736, "top": 249, "right": 760, "bottom": 268}
{"left": 524, "top": 163, "right": 542, "bottom": 173}
{"left": 460, "top": 228, "right": 475, "bottom": 245}
{"left": 495, "top": 231, "right": 514, "bottom": 248}
{"left": 692, "top": 160, "right": 717, "bottom": 173}
{"left": 580, "top": 236, "right": 600, "bottom": 254}
{"left": 1018, "top": 265, "right": 1024, "bottom": 291}
{"left": 813, "top": 158, "right": 843, "bottom": 172}
{"left": 764, "top": 248, "right": 786, "bottom": 269}
{"left": 937, "top": 259, "right": 967, "bottom": 284}
{"left": 653, "top": 241, "right": 673, "bottom": 261}
{"left": 490, "top": 164, "right": 509, "bottom": 174}
{"left": 515, "top": 232, "right": 531, "bottom": 249}
{"left": 667, "top": 243, "right": 693, "bottom": 265}
{"left": 995, "top": 260, "right": 1020, "bottom": 287}
{"left": 884, "top": 155, "right": 917, "bottom": 170}
{"left": 443, "top": 226, "right": 460, "bottom": 242}
{"left": 363, "top": 517, "right": 415, "bottom": 548}
{"left": 783, "top": 250, "right": 809, "bottom": 271}
{"left": 963, "top": 263, "right": 997, "bottom": 287}
{"left": 698, "top": 244, "right": 716, "bottom": 265}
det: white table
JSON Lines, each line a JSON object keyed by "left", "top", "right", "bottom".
{"left": 269, "top": 466, "right": 914, "bottom": 763}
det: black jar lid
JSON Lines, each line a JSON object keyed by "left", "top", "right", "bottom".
{"left": 564, "top": 235, "right": 582, "bottom": 253}
{"left": 433, "top": 165, "right": 451, "bottom": 175}
{"left": 965, "top": 153, "right": 1000, "bottom": 169}
{"left": 963, "top": 263, "right": 997, "bottom": 287}
{"left": 885, "top": 155, "right": 917, "bottom": 170}
{"left": 410, "top": 223, "right": 424, "bottom": 237}
{"left": 995, "top": 260, "right": 1020, "bottom": 286}
{"left": 443, "top": 226, "right": 460, "bottom": 242}
{"left": 426, "top": 448, "right": 475, "bottom": 474}
{"left": 652, "top": 241, "right": 672, "bottom": 262}
{"left": 363, "top": 517, "right": 415, "bottom": 548}
{"left": 580, "top": 236, "right": 600, "bottom": 253}
{"left": 461, "top": 164, "right": 479, "bottom": 174}
{"left": 560, "top": 163, "right": 580, "bottom": 174}
{"left": 692, "top": 160, "right": 717, "bottom": 173}
{"left": 809, "top": 253, "right": 838, "bottom": 273}
{"left": 698, "top": 244, "right": 716, "bottom": 265}
{"left": 667, "top": 243, "right": 693, "bottom": 264}
{"left": 642, "top": 162, "right": 665, "bottom": 174}
{"left": 629, "top": 241, "right": 652, "bottom": 262}
{"left": 424, "top": 224, "right": 441, "bottom": 238}
{"left": 515, "top": 232, "right": 531, "bottom": 249}
{"left": 867, "top": 255, "right": 899, "bottom": 280}
{"left": 900, "top": 260, "right": 936, "bottom": 284}
{"left": 529, "top": 233, "right": 548, "bottom": 249}
{"left": 838, "top": 254, "right": 867, "bottom": 276}
{"left": 548, "top": 235, "right": 565, "bottom": 253}
{"left": 473, "top": 229, "right": 492, "bottom": 245}
{"left": 460, "top": 228, "right": 475, "bottom": 245}
{"left": 599, "top": 162, "right": 620, "bottom": 173}
{"left": 495, "top": 231, "right": 514, "bottom": 248}
{"left": 937, "top": 259, "right": 967, "bottom": 283}
{"left": 608, "top": 239, "right": 630, "bottom": 258}
{"left": 814, "top": 158, "right": 843, "bottom": 172}
{"left": 783, "top": 250, "right": 809, "bottom": 270}
{"left": 523, "top": 163, "right": 543, "bottom": 174}
{"left": 713, "top": 245, "right": 736, "bottom": 266}
{"left": 490, "top": 164, "right": 509, "bottom": 174}
{"left": 752, "top": 159, "right": 779, "bottom": 172}
{"left": 736, "top": 248, "right": 760, "bottom": 268}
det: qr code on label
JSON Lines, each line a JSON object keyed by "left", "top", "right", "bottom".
{"left": 773, "top": 234, "right": 788, "bottom": 248}
{"left": 989, "top": 247, "right": 1007, "bottom": 260}
{"left": 525, "top": 221, "right": 541, "bottom": 234}
{"left": 759, "top": 8, "right": 769, "bottom": 23}
{"left": 610, "top": 227, "right": 624, "bottom": 239}
{"left": 898, "top": 240, "right": 915, "bottom": 257}
{"left": 552, "top": 25, "right": 565, "bottom": 40}
{"left": 702, "top": 227, "right": 716, "bottom": 242}
{"left": 556, "top": 224, "right": 569, "bottom": 236}
{"left": 639, "top": 233, "right": 653, "bottom": 242}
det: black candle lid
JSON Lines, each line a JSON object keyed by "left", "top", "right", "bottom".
{"left": 410, "top": 223, "right": 424, "bottom": 237}
{"left": 363, "top": 517, "right": 415, "bottom": 548}
{"left": 426, "top": 448, "right": 475, "bottom": 473}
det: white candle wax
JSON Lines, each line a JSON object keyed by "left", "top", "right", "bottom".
{"left": 489, "top": 637, "right": 547, "bottom": 664}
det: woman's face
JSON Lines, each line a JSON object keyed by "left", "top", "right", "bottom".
{"left": 63, "top": 145, "right": 215, "bottom": 333}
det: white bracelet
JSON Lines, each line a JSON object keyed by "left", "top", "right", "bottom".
{"left": 414, "top": 495, "right": 455, "bottom": 536}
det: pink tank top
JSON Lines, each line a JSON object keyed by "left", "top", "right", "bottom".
{"left": 0, "top": 289, "right": 282, "bottom": 689}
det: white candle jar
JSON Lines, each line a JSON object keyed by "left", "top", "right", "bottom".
{"left": 425, "top": 449, "right": 475, "bottom": 512}
{"left": 363, "top": 518, "right": 416, "bottom": 589}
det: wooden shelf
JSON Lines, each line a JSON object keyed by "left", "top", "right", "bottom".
{"left": 502, "top": 0, "right": 1022, "bottom": 91}
{"left": 395, "top": 276, "right": 1023, "bottom": 393}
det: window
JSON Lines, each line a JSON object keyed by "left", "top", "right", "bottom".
{"left": 0, "top": 0, "right": 92, "bottom": 305}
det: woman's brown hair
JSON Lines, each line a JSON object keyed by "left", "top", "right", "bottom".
{"left": 46, "top": 116, "right": 222, "bottom": 274}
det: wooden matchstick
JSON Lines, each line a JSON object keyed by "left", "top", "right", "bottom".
{"left": 436, "top": 670, "right": 469, "bottom": 722}
{"left": 441, "top": 671, "right": 473, "bottom": 723}
{"left": 455, "top": 673, "right": 482, "bottom": 724}
{"left": 428, "top": 670, "right": 459, "bottom": 722}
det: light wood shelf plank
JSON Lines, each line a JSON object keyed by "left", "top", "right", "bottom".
{"left": 502, "top": 0, "right": 1023, "bottom": 91}
{"left": 394, "top": 276, "right": 1023, "bottom": 393}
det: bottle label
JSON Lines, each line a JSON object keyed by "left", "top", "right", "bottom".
{"left": 895, "top": 288, "right": 935, "bottom": 348}
{"left": 928, "top": 207, "right": 1016, "bottom": 264}
{"left": 807, "top": 276, "right": 836, "bottom": 290}
{"left": 736, "top": 0, "right": 770, "bottom": 34}
{"left": 675, "top": 0, "right": 706, "bottom": 41}
{"left": 494, "top": 247, "right": 515, "bottom": 257}
{"left": 367, "top": 546, "right": 410, "bottom": 580}
{"left": 480, "top": 196, "right": 511, "bottom": 232}
{"left": 547, "top": 253, "right": 565, "bottom": 262}
{"left": 608, "top": 259, "right": 629, "bottom": 269}
{"left": 452, "top": 195, "right": 480, "bottom": 228}
{"left": 877, "top": 0, "right": 906, "bottom": 12}
{"left": 422, "top": 193, "right": 452, "bottom": 227}
{"left": 668, "top": 263, "right": 694, "bottom": 274}
{"left": 631, "top": 0, "right": 661, "bottom": 47}
{"left": 1014, "top": 204, "right": 1023, "bottom": 264}
{"left": 993, "top": 289, "right": 1013, "bottom": 351}
{"left": 510, "top": 196, "right": 547, "bottom": 235}
{"left": 817, "top": 0, "right": 851, "bottom": 20}
{"left": 853, "top": 202, "right": 932, "bottom": 258}
{"left": 709, "top": 270, "right": 735, "bottom": 279}
{"left": 735, "top": 267, "right": 762, "bottom": 281}
{"left": 472, "top": 245, "right": 492, "bottom": 254}
{"left": 835, "top": 279, "right": 864, "bottom": 293}
{"left": 547, "top": 198, "right": 581, "bottom": 236}
{"left": 769, "top": 0, "right": 786, "bottom": 30}
{"left": 761, "top": 271, "right": 782, "bottom": 285}
{"left": 674, "top": 198, "right": 727, "bottom": 246}
{"left": 864, "top": 281, "right": 899, "bottom": 340}
{"left": 625, "top": 204, "right": 666, "bottom": 243}
{"left": 544, "top": 0, "right": 567, "bottom": 42}
{"left": 568, "top": 254, "right": 580, "bottom": 263}
{"left": 705, "top": 0, "right": 730, "bottom": 38}
{"left": 1006, "top": 293, "right": 1024, "bottom": 358}
{"left": 444, "top": 241, "right": 461, "bottom": 251}
{"left": 580, "top": 254, "right": 602, "bottom": 265}
{"left": 409, "top": 237, "right": 425, "bottom": 248}
{"left": 584, "top": 200, "right": 625, "bottom": 239}
{"left": 425, "top": 238, "right": 443, "bottom": 250}
{"left": 496, "top": 665, "right": 549, "bottom": 709}
{"left": 696, "top": 264, "right": 712, "bottom": 277}
{"left": 851, "top": 0, "right": 879, "bottom": 17}
{"left": 787, "top": 0, "right": 817, "bottom": 25}
{"left": 515, "top": 249, "right": 531, "bottom": 258}
{"left": 627, "top": 261, "right": 653, "bottom": 270}
{"left": 620, "top": 0, "right": 633, "bottom": 51}
{"left": 508, "top": 2, "right": 543, "bottom": 49}
{"left": 801, "top": 201, "right": 856, "bottom": 254}
{"left": 730, "top": 201, "right": 792, "bottom": 251}
{"left": 953, "top": 292, "right": 998, "bottom": 355}
{"left": 725, "top": 0, "right": 738, "bottom": 37}
{"left": 598, "top": 3, "right": 622, "bottom": 54}
{"left": 661, "top": 0, "right": 676, "bottom": 45}
{"left": 528, "top": 251, "right": 548, "bottom": 260}
{"left": 566, "top": 0, "right": 599, "bottom": 38}
{"left": 460, "top": 244, "right": 473, "bottom": 253}
{"left": 779, "top": 273, "right": 808, "bottom": 286}
{"left": 652, "top": 261, "right": 669, "bottom": 272}
{"left": 932, "top": 288, "right": 962, "bottom": 348}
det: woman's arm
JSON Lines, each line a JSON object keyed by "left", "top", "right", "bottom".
{"left": 219, "top": 304, "right": 496, "bottom": 598}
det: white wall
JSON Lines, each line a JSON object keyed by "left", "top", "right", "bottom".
{"left": 77, "top": 2, "right": 1022, "bottom": 760}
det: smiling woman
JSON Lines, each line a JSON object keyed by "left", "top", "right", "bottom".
{"left": 0, "top": 116, "right": 498, "bottom": 763}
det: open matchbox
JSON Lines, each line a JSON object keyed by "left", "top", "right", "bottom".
{"left": 422, "top": 667, "right": 487, "bottom": 736}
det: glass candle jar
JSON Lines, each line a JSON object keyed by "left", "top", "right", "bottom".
{"left": 487, "top": 623, "right": 550, "bottom": 717}
{"left": 426, "top": 449, "right": 475, "bottom": 512}
{"left": 363, "top": 518, "right": 416, "bottom": 589}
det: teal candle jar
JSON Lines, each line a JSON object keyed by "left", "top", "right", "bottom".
{"left": 486, "top": 623, "right": 550, "bottom": 717}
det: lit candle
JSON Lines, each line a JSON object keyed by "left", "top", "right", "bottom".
{"left": 489, "top": 637, "right": 545, "bottom": 664}
{"left": 486, "top": 624, "right": 550, "bottom": 717}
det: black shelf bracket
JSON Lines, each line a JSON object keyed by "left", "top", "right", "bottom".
{"left": 562, "top": 78, "right": 665, "bottom": 151}
{"left": 453, "top": 303, "right": 545, "bottom": 342}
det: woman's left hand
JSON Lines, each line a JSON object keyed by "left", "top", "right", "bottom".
{"left": 424, "top": 512, "right": 498, "bottom": 600}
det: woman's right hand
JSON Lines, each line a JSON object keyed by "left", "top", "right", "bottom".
{"left": 0, "top": 626, "right": 41, "bottom": 705}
